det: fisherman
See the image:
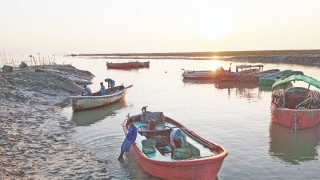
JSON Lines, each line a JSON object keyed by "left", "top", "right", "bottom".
{"left": 105, "top": 78, "right": 115, "bottom": 89}
{"left": 170, "top": 128, "right": 189, "bottom": 158}
{"left": 100, "top": 82, "right": 106, "bottom": 95}
{"left": 82, "top": 85, "right": 92, "bottom": 96}
{"left": 118, "top": 118, "right": 138, "bottom": 160}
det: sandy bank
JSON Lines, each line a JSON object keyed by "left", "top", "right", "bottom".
{"left": 0, "top": 65, "right": 111, "bottom": 179}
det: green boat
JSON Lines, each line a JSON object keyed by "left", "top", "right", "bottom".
{"left": 259, "top": 70, "right": 293, "bottom": 86}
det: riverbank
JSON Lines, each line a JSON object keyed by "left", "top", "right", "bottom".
{"left": 0, "top": 65, "right": 111, "bottom": 179}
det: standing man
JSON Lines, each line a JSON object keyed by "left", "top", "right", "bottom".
{"left": 100, "top": 82, "right": 106, "bottom": 95}
{"left": 118, "top": 118, "right": 138, "bottom": 160}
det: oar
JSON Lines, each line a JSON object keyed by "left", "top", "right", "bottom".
{"left": 126, "top": 84, "right": 133, "bottom": 89}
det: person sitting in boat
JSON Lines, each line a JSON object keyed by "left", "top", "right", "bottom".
{"left": 118, "top": 118, "right": 138, "bottom": 160}
{"left": 105, "top": 78, "right": 115, "bottom": 89}
{"left": 100, "top": 82, "right": 106, "bottom": 95}
{"left": 82, "top": 85, "right": 92, "bottom": 96}
{"left": 170, "top": 128, "right": 189, "bottom": 158}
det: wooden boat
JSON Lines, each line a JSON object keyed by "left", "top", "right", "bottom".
{"left": 69, "top": 85, "right": 132, "bottom": 111}
{"left": 181, "top": 68, "right": 228, "bottom": 79}
{"left": 106, "top": 61, "right": 150, "bottom": 69}
{"left": 259, "top": 70, "right": 293, "bottom": 86}
{"left": 216, "top": 64, "right": 264, "bottom": 82}
{"left": 122, "top": 110, "right": 228, "bottom": 179}
{"left": 271, "top": 74, "right": 320, "bottom": 130}
{"left": 237, "top": 68, "right": 280, "bottom": 83}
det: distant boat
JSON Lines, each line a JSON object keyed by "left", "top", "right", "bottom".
{"left": 122, "top": 109, "right": 228, "bottom": 179}
{"left": 181, "top": 68, "right": 228, "bottom": 79}
{"left": 106, "top": 61, "right": 150, "bottom": 69}
{"left": 237, "top": 68, "right": 280, "bottom": 83}
{"left": 69, "top": 85, "right": 132, "bottom": 111}
{"left": 216, "top": 64, "right": 264, "bottom": 82}
{"left": 271, "top": 74, "right": 320, "bottom": 130}
{"left": 259, "top": 70, "right": 293, "bottom": 86}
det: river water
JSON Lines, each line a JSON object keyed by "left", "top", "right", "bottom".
{"left": 59, "top": 56, "right": 320, "bottom": 179}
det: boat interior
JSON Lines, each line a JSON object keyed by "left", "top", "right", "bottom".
{"left": 127, "top": 112, "right": 217, "bottom": 161}
{"left": 273, "top": 87, "right": 320, "bottom": 110}
{"left": 91, "top": 85, "right": 125, "bottom": 96}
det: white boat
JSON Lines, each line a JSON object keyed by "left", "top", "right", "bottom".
{"left": 69, "top": 85, "right": 132, "bottom": 111}
{"left": 182, "top": 68, "right": 228, "bottom": 79}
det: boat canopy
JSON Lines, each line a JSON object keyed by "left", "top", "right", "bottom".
{"left": 272, "top": 74, "right": 320, "bottom": 90}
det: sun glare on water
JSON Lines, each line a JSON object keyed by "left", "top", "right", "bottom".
{"left": 208, "top": 61, "right": 222, "bottom": 70}
{"left": 197, "top": 2, "right": 233, "bottom": 41}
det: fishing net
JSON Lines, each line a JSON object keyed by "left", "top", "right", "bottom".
{"left": 141, "top": 112, "right": 165, "bottom": 124}
{"left": 173, "top": 148, "right": 192, "bottom": 160}
{"left": 142, "top": 138, "right": 156, "bottom": 154}
{"left": 271, "top": 89, "right": 285, "bottom": 112}
{"left": 305, "top": 90, "right": 320, "bottom": 109}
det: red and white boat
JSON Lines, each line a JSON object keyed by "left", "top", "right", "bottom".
{"left": 122, "top": 109, "right": 228, "bottom": 179}
{"left": 271, "top": 74, "right": 320, "bottom": 130}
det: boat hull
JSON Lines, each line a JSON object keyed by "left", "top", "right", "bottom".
{"left": 272, "top": 108, "right": 320, "bottom": 129}
{"left": 69, "top": 89, "right": 126, "bottom": 111}
{"left": 106, "top": 61, "right": 150, "bottom": 69}
{"left": 182, "top": 70, "right": 227, "bottom": 79}
{"left": 123, "top": 116, "right": 228, "bottom": 179}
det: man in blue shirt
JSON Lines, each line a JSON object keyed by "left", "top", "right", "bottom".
{"left": 100, "top": 82, "right": 106, "bottom": 95}
{"left": 170, "top": 128, "right": 189, "bottom": 158}
{"left": 105, "top": 78, "right": 115, "bottom": 89}
{"left": 118, "top": 118, "right": 137, "bottom": 160}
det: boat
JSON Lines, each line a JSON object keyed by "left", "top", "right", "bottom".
{"left": 122, "top": 108, "right": 228, "bottom": 179}
{"left": 106, "top": 61, "right": 150, "bottom": 69}
{"left": 181, "top": 68, "right": 228, "bottom": 79}
{"left": 259, "top": 70, "right": 293, "bottom": 86}
{"left": 216, "top": 64, "right": 264, "bottom": 82}
{"left": 237, "top": 68, "right": 280, "bottom": 83}
{"left": 271, "top": 74, "right": 320, "bottom": 129}
{"left": 69, "top": 85, "right": 132, "bottom": 111}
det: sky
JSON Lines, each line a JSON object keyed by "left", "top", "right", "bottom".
{"left": 1, "top": 0, "right": 320, "bottom": 55}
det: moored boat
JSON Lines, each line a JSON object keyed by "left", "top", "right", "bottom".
{"left": 106, "top": 61, "right": 150, "bottom": 69}
{"left": 216, "top": 64, "right": 264, "bottom": 82}
{"left": 259, "top": 70, "right": 293, "bottom": 86}
{"left": 69, "top": 85, "right": 132, "bottom": 111}
{"left": 237, "top": 68, "right": 280, "bottom": 83}
{"left": 271, "top": 74, "right": 320, "bottom": 130}
{"left": 182, "top": 68, "right": 228, "bottom": 79}
{"left": 122, "top": 108, "right": 228, "bottom": 179}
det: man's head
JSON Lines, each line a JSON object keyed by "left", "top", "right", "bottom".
{"left": 84, "top": 85, "right": 87, "bottom": 88}
{"left": 100, "top": 82, "right": 103, "bottom": 86}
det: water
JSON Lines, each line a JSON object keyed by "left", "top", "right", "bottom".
{"left": 60, "top": 57, "right": 320, "bottom": 179}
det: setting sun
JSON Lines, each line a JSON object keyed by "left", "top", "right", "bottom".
{"left": 197, "top": 2, "right": 233, "bottom": 40}
{"left": 208, "top": 61, "right": 222, "bottom": 70}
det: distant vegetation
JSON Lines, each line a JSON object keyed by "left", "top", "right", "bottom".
{"left": 75, "top": 49, "right": 320, "bottom": 57}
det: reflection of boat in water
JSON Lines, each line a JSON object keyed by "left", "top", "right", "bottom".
{"left": 269, "top": 121, "right": 320, "bottom": 164}
{"left": 183, "top": 79, "right": 259, "bottom": 89}
{"left": 71, "top": 100, "right": 127, "bottom": 126}
{"left": 183, "top": 79, "right": 261, "bottom": 100}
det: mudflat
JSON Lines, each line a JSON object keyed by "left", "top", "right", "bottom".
{"left": 0, "top": 65, "right": 111, "bottom": 179}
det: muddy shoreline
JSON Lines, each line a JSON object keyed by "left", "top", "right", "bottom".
{"left": 0, "top": 65, "right": 111, "bottom": 179}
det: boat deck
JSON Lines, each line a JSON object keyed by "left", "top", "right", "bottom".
{"left": 134, "top": 121, "right": 216, "bottom": 161}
